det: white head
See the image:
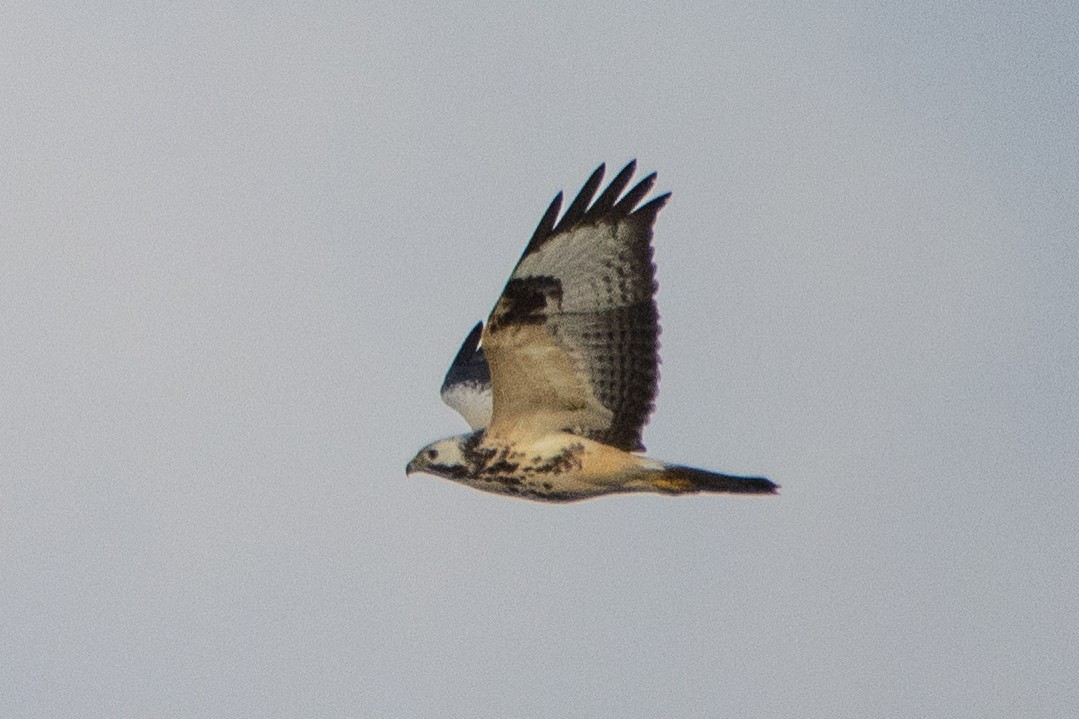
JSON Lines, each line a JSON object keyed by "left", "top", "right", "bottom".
{"left": 406, "top": 434, "right": 475, "bottom": 480}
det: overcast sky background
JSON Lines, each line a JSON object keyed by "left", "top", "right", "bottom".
{"left": 2, "top": 2, "right": 1077, "bottom": 717}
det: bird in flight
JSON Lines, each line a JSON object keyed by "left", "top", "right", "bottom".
{"left": 407, "top": 161, "right": 776, "bottom": 502}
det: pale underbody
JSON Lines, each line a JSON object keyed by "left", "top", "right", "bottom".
{"left": 407, "top": 431, "right": 668, "bottom": 502}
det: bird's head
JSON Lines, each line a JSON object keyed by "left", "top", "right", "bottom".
{"left": 406, "top": 435, "right": 473, "bottom": 480}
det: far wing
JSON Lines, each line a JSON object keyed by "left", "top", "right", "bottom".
{"left": 481, "top": 161, "right": 668, "bottom": 451}
{"left": 440, "top": 322, "right": 492, "bottom": 430}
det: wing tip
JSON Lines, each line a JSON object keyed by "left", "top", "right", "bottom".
{"left": 441, "top": 321, "right": 490, "bottom": 395}
{"left": 522, "top": 161, "right": 669, "bottom": 256}
{"left": 553, "top": 163, "right": 607, "bottom": 234}
{"left": 634, "top": 191, "right": 671, "bottom": 220}
{"left": 526, "top": 191, "right": 564, "bottom": 252}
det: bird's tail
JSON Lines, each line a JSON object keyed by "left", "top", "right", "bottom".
{"left": 649, "top": 464, "right": 778, "bottom": 495}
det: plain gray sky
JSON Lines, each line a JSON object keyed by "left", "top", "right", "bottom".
{"left": 2, "top": 2, "right": 1076, "bottom": 717}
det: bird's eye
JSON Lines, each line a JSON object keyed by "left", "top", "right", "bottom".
{"left": 426, "top": 449, "right": 439, "bottom": 460}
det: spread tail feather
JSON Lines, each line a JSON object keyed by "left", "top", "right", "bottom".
{"left": 651, "top": 465, "right": 778, "bottom": 495}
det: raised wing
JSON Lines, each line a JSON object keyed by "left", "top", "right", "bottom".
{"left": 481, "top": 161, "right": 669, "bottom": 451}
{"left": 440, "top": 322, "right": 492, "bottom": 430}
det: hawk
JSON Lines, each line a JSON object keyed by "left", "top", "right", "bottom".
{"left": 407, "top": 161, "right": 776, "bottom": 502}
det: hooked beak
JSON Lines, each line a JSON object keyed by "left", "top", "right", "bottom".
{"left": 405, "top": 457, "right": 420, "bottom": 476}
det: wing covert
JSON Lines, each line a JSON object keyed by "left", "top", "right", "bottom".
{"left": 482, "top": 161, "right": 669, "bottom": 451}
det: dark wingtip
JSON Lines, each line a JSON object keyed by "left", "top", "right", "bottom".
{"left": 525, "top": 191, "right": 563, "bottom": 253}
{"left": 554, "top": 163, "right": 606, "bottom": 234}
{"left": 585, "top": 160, "right": 638, "bottom": 220}
{"left": 633, "top": 191, "right": 671, "bottom": 221}
{"left": 521, "top": 161, "right": 668, "bottom": 259}
{"left": 613, "top": 172, "right": 658, "bottom": 215}
{"left": 441, "top": 321, "right": 490, "bottom": 393}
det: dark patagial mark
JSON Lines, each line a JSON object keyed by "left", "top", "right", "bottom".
{"left": 490, "top": 276, "right": 563, "bottom": 330}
